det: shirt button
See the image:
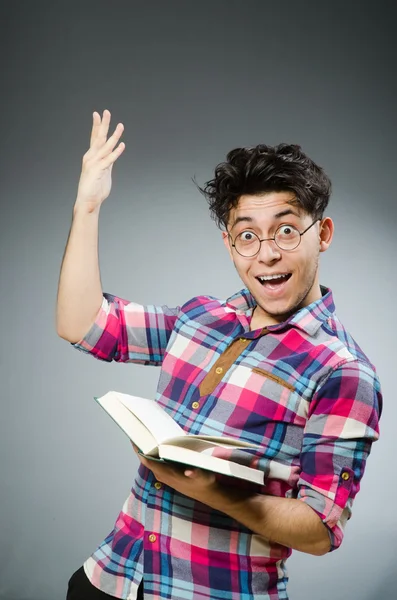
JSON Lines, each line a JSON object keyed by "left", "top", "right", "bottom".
{"left": 154, "top": 481, "right": 162, "bottom": 490}
{"left": 341, "top": 472, "right": 350, "bottom": 481}
{"left": 215, "top": 367, "right": 223, "bottom": 374}
{"left": 148, "top": 534, "right": 157, "bottom": 543}
{"left": 192, "top": 401, "right": 200, "bottom": 409}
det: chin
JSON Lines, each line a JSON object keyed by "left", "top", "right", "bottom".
{"left": 265, "top": 305, "right": 294, "bottom": 319}
{"left": 257, "top": 295, "right": 300, "bottom": 319}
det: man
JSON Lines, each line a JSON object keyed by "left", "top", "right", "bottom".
{"left": 57, "top": 110, "right": 382, "bottom": 600}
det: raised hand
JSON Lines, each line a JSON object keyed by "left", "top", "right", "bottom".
{"left": 75, "top": 110, "right": 125, "bottom": 212}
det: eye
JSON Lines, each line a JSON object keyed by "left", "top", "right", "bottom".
{"left": 238, "top": 230, "right": 257, "bottom": 242}
{"left": 278, "top": 225, "right": 295, "bottom": 236}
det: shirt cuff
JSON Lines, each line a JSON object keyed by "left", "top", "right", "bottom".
{"left": 71, "top": 296, "right": 112, "bottom": 360}
{"left": 297, "top": 465, "right": 354, "bottom": 551}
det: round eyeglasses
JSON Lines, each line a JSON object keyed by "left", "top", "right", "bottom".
{"left": 229, "top": 219, "right": 320, "bottom": 257}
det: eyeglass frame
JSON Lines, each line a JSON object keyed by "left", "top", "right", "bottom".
{"left": 228, "top": 218, "right": 321, "bottom": 257}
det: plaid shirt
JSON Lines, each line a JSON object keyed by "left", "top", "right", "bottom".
{"left": 73, "top": 286, "right": 381, "bottom": 600}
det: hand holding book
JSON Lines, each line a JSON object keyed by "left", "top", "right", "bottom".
{"left": 95, "top": 391, "right": 265, "bottom": 485}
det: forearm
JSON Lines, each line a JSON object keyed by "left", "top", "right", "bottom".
{"left": 137, "top": 452, "right": 332, "bottom": 556}
{"left": 56, "top": 203, "right": 103, "bottom": 343}
{"left": 209, "top": 486, "right": 331, "bottom": 556}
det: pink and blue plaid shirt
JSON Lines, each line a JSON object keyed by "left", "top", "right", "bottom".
{"left": 73, "top": 286, "right": 381, "bottom": 600}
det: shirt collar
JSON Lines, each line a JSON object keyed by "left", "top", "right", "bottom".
{"left": 225, "top": 285, "right": 335, "bottom": 336}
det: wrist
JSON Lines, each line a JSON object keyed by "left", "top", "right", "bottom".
{"left": 73, "top": 199, "right": 101, "bottom": 218}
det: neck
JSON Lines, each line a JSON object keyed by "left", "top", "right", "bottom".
{"left": 249, "top": 284, "right": 324, "bottom": 331}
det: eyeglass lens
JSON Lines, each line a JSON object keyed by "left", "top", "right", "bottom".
{"left": 234, "top": 225, "right": 301, "bottom": 256}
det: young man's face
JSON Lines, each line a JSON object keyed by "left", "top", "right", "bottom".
{"left": 222, "top": 192, "right": 333, "bottom": 327}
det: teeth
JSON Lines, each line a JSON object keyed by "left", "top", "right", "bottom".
{"left": 258, "top": 274, "right": 289, "bottom": 281}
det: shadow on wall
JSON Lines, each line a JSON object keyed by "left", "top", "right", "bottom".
{"left": 364, "top": 573, "right": 397, "bottom": 600}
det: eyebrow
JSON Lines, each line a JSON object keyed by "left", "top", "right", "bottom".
{"left": 230, "top": 208, "right": 302, "bottom": 230}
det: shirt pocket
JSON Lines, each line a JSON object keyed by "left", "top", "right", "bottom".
{"left": 239, "top": 365, "right": 306, "bottom": 427}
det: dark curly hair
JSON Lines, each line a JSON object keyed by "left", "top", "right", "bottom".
{"left": 198, "top": 143, "right": 332, "bottom": 229}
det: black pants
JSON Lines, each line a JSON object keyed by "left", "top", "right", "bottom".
{"left": 67, "top": 566, "right": 144, "bottom": 600}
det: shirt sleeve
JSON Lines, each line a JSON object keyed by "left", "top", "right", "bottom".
{"left": 72, "top": 293, "right": 180, "bottom": 365}
{"left": 297, "top": 359, "right": 382, "bottom": 551}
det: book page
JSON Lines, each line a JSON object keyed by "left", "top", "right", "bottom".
{"left": 157, "top": 436, "right": 256, "bottom": 452}
{"left": 101, "top": 392, "right": 185, "bottom": 445}
{"left": 95, "top": 394, "right": 158, "bottom": 454}
{"left": 158, "top": 444, "right": 264, "bottom": 485}
{"left": 184, "top": 434, "right": 261, "bottom": 449}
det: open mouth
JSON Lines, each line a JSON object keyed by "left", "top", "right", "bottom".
{"left": 256, "top": 273, "right": 292, "bottom": 289}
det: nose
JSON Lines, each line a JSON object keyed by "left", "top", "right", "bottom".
{"left": 256, "top": 239, "right": 282, "bottom": 263}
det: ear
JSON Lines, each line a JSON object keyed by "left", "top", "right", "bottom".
{"left": 319, "top": 217, "right": 334, "bottom": 253}
{"left": 222, "top": 231, "right": 234, "bottom": 261}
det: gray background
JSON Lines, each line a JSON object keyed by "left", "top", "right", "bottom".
{"left": 0, "top": 1, "right": 395, "bottom": 599}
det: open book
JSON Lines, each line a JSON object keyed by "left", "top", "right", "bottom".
{"left": 95, "top": 391, "right": 264, "bottom": 485}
